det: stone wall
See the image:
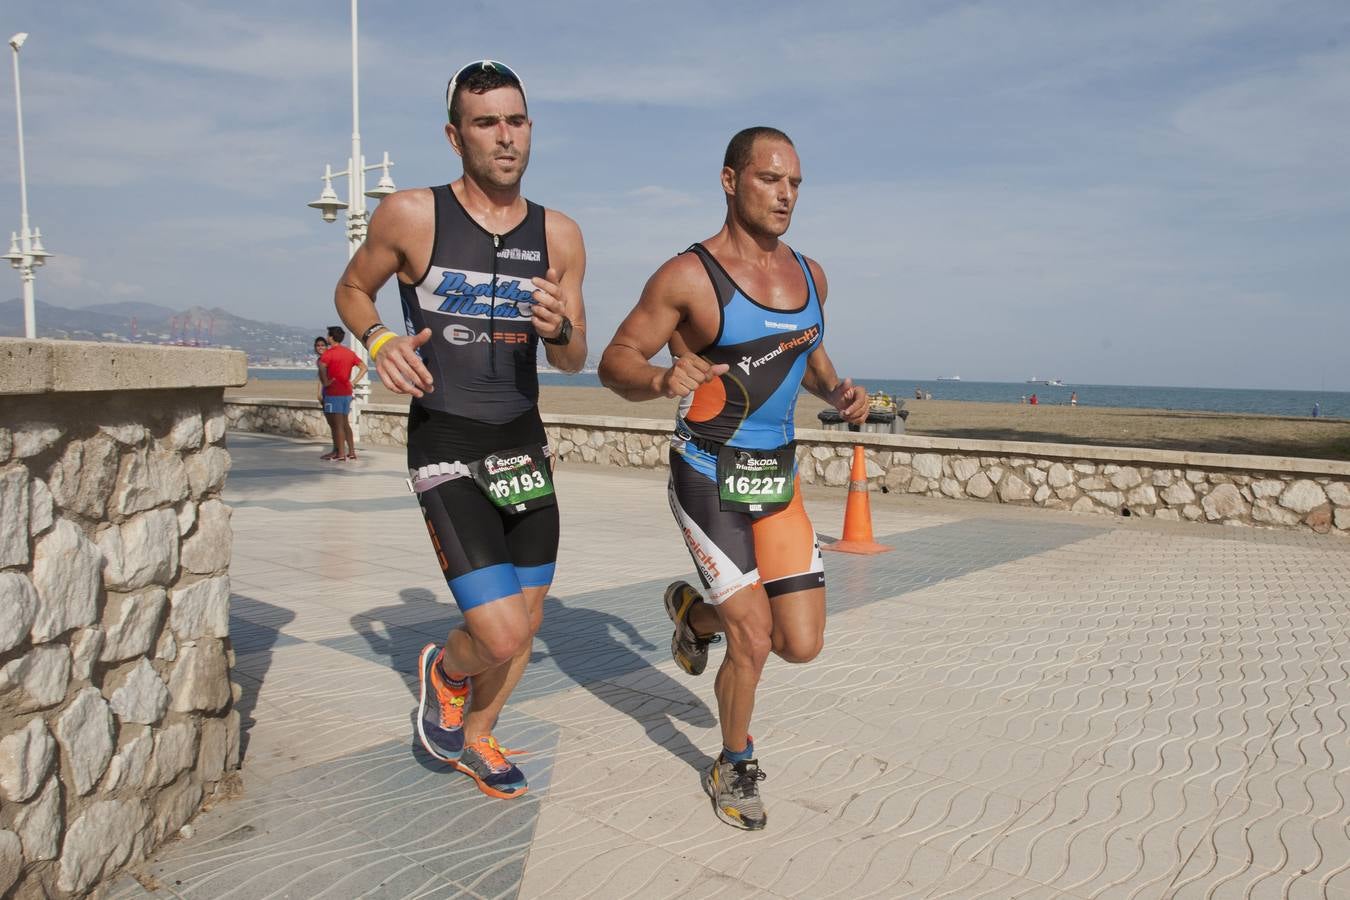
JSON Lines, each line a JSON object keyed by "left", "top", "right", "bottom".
{"left": 224, "top": 400, "right": 1350, "bottom": 538}
{"left": 1, "top": 339, "right": 247, "bottom": 897}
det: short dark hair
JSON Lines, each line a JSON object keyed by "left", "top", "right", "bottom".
{"left": 449, "top": 69, "right": 527, "bottom": 127}
{"left": 314, "top": 336, "right": 328, "bottom": 345}
{"left": 327, "top": 325, "right": 346, "bottom": 343}
{"left": 723, "top": 127, "right": 794, "bottom": 175}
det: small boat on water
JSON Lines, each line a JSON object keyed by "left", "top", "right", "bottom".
{"left": 1026, "top": 377, "right": 1068, "bottom": 386}
{"left": 936, "top": 375, "right": 961, "bottom": 381}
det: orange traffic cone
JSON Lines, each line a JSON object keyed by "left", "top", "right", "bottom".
{"left": 821, "top": 445, "right": 892, "bottom": 555}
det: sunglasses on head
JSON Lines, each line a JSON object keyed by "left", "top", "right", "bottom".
{"left": 446, "top": 60, "right": 527, "bottom": 122}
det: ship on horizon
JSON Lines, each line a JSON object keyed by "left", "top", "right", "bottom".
{"left": 936, "top": 375, "right": 961, "bottom": 381}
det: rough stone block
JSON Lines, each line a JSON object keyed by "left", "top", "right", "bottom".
{"left": 56, "top": 687, "right": 116, "bottom": 795}
{"left": 884, "top": 466, "right": 912, "bottom": 493}
{"left": 185, "top": 445, "right": 232, "bottom": 499}
{"left": 57, "top": 798, "right": 149, "bottom": 894}
{"left": 154, "top": 777, "right": 203, "bottom": 844}
{"left": 0, "top": 572, "right": 39, "bottom": 654}
{"left": 940, "top": 478, "right": 962, "bottom": 498}
{"left": 1047, "top": 463, "right": 1072, "bottom": 488}
{"left": 1087, "top": 490, "right": 1125, "bottom": 509}
{"left": 15, "top": 776, "right": 62, "bottom": 861}
{"left": 0, "top": 645, "right": 72, "bottom": 711}
{"left": 150, "top": 721, "right": 199, "bottom": 788}
{"left": 1325, "top": 482, "right": 1350, "bottom": 507}
{"left": 1078, "top": 476, "right": 1107, "bottom": 491}
{"left": 71, "top": 626, "right": 106, "bottom": 680}
{"left": 1154, "top": 508, "right": 1180, "bottom": 521}
{"left": 987, "top": 465, "right": 1004, "bottom": 484}
{"left": 170, "top": 575, "right": 230, "bottom": 640}
{"left": 1072, "top": 463, "right": 1096, "bottom": 474}
{"left": 12, "top": 423, "right": 61, "bottom": 458}
{"left": 0, "top": 830, "right": 20, "bottom": 896}
{"left": 180, "top": 496, "right": 230, "bottom": 574}
{"left": 31, "top": 519, "right": 102, "bottom": 642}
{"left": 1033, "top": 484, "right": 1051, "bottom": 504}
{"left": 168, "top": 411, "right": 204, "bottom": 451}
{"left": 100, "top": 422, "right": 147, "bottom": 446}
{"left": 823, "top": 458, "right": 850, "bottom": 486}
{"left": 28, "top": 476, "right": 53, "bottom": 535}
{"left": 198, "top": 716, "right": 229, "bottom": 783}
{"left": 1151, "top": 470, "right": 1174, "bottom": 487}
{"left": 998, "top": 473, "right": 1032, "bottom": 502}
{"left": 1253, "top": 499, "right": 1300, "bottom": 526}
{"left": 1126, "top": 484, "right": 1158, "bottom": 507}
{"left": 204, "top": 412, "right": 226, "bottom": 444}
{"left": 98, "top": 507, "right": 180, "bottom": 591}
{"left": 1109, "top": 467, "right": 1142, "bottom": 490}
{"left": 168, "top": 639, "right": 231, "bottom": 713}
{"left": 0, "top": 464, "right": 30, "bottom": 568}
{"left": 111, "top": 446, "right": 190, "bottom": 517}
{"left": 101, "top": 727, "right": 153, "bottom": 794}
{"left": 48, "top": 434, "right": 120, "bottom": 519}
{"left": 0, "top": 718, "right": 55, "bottom": 802}
{"left": 1185, "top": 469, "right": 1207, "bottom": 484}
{"left": 1202, "top": 483, "right": 1248, "bottom": 521}
{"left": 911, "top": 453, "right": 942, "bottom": 480}
{"left": 951, "top": 457, "right": 980, "bottom": 482}
{"left": 1025, "top": 466, "right": 1047, "bottom": 486}
{"left": 1182, "top": 504, "right": 1203, "bottom": 520}
{"left": 1160, "top": 481, "right": 1197, "bottom": 506}
{"left": 1071, "top": 496, "right": 1096, "bottom": 514}
{"left": 966, "top": 472, "right": 993, "bottom": 499}
{"left": 1335, "top": 507, "right": 1350, "bottom": 531}
{"left": 101, "top": 587, "right": 168, "bottom": 662}
{"left": 1279, "top": 479, "right": 1327, "bottom": 514}
{"left": 1305, "top": 504, "right": 1334, "bottom": 534}
{"left": 109, "top": 658, "right": 170, "bottom": 725}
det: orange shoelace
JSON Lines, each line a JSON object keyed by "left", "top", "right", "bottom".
{"left": 432, "top": 663, "right": 469, "bottom": 729}
{"left": 471, "top": 735, "right": 511, "bottom": 773}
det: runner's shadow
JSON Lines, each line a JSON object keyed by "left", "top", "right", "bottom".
{"left": 534, "top": 596, "right": 716, "bottom": 772}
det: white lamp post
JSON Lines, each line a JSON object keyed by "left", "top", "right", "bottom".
{"left": 4, "top": 33, "right": 54, "bottom": 340}
{"left": 307, "top": 0, "right": 396, "bottom": 437}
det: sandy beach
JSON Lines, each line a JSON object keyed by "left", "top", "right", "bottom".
{"left": 228, "top": 379, "right": 1350, "bottom": 461}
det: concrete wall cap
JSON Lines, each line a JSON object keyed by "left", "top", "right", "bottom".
{"left": 1, "top": 340, "right": 248, "bottom": 395}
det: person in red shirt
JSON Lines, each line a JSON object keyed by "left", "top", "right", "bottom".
{"left": 318, "top": 326, "right": 367, "bottom": 460}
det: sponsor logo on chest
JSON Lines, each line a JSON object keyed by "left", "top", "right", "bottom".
{"left": 425, "top": 268, "right": 536, "bottom": 319}
{"left": 736, "top": 325, "right": 820, "bottom": 375}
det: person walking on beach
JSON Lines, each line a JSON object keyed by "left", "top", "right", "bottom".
{"left": 599, "top": 126, "right": 867, "bottom": 830}
{"left": 317, "top": 328, "right": 365, "bottom": 461}
{"left": 331, "top": 60, "right": 588, "bottom": 800}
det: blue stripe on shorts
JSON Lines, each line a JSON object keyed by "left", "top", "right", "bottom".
{"left": 514, "top": 562, "right": 556, "bottom": 589}
{"left": 447, "top": 563, "right": 520, "bottom": 611}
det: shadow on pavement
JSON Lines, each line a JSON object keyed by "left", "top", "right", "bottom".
{"left": 535, "top": 596, "right": 716, "bottom": 772}
{"left": 228, "top": 594, "right": 297, "bottom": 763}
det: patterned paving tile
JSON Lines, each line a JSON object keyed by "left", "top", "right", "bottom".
{"left": 110, "top": 433, "right": 1350, "bottom": 899}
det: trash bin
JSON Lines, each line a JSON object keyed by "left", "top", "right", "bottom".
{"left": 816, "top": 408, "right": 904, "bottom": 434}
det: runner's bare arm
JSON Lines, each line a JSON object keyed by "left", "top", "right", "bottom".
{"left": 530, "top": 210, "right": 588, "bottom": 373}
{"left": 798, "top": 259, "right": 868, "bottom": 424}
{"left": 599, "top": 256, "right": 729, "bottom": 401}
{"left": 334, "top": 190, "right": 436, "bottom": 397}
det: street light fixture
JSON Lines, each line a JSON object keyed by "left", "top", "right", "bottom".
{"left": 306, "top": 0, "right": 396, "bottom": 436}
{"left": 7, "top": 31, "right": 55, "bottom": 340}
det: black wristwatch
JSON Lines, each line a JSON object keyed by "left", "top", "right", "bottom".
{"left": 543, "top": 316, "right": 573, "bottom": 346}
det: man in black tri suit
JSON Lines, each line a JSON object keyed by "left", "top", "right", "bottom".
{"left": 600, "top": 127, "right": 868, "bottom": 829}
{"left": 334, "top": 60, "right": 588, "bottom": 800}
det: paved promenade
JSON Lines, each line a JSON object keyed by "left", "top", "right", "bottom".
{"left": 109, "top": 431, "right": 1350, "bottom": 899}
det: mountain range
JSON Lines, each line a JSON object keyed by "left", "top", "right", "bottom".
{"left": 0, "top": 298, "right": 327, "bottom": 363}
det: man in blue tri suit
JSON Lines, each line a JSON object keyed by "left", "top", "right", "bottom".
{"left": 333, "top": 60, "right": 588, "bottom": 800}
{"left": 600, "top": 127, "right": 869, "bottom": 830}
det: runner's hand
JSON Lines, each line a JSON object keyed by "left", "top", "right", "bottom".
{"left": 829, "top": 378, "right": 868, "bottom": 425}
{"left": 530, "top": 269, "right": 567, "bottom": 341}
{"left": 373, "top": 329, "right": 435, "bottom": 398}
{"left": 660, "top": 355, "right": 729, "bottom": 398}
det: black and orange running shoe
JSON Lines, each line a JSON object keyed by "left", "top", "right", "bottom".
{"left": 416, "top": 643, "right": 469, "bottom": 763}
{"left": 454, "top": 734, "right": 529, "bottom": 799}
{"left": 663, "top": 581, "right": 720, "bottom": 676}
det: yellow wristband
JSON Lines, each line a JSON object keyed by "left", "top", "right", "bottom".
{"left": 368, "top": 331, "right": 397, "bottom": 361}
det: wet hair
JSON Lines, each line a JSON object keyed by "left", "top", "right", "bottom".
{"left": 449, "top": 69, "right": 527, "bottom": 127}
{"left": 327, "top": 326, "right": 346, "bottom": 343}
{"left": 723, "top": 127, "right": 794, "bottom": 175}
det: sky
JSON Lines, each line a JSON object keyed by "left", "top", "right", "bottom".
{"left": 1, "top": 0, "right": 1348, "bottom": 390}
